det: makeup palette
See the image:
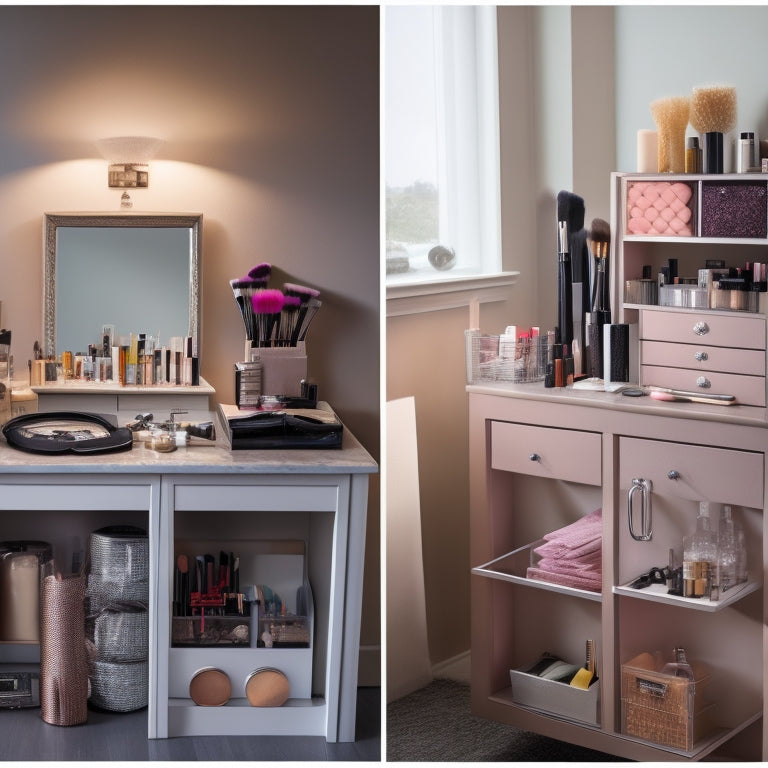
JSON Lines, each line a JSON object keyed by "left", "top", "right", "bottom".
{"left": 189, "top": 667, "right": 231, "bottom": 707}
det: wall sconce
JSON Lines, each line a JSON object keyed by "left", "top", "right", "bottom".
{"left": 95, "top": 136, "right": 163, "bottom": 189}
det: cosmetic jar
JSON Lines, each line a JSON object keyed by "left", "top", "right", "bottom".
{"left": 737, "top": 131, "right": 756, "bottom": 173}
{"left": 145, "top": 431, "right": 176, "bottom": 452}
{"left": 189, "top": 667, "right": 231, "bottom": 706}
{"left": 244, "top": 667, "right": 290, "bottom": 707}
{"left": 624, "top": 279, "right": 658, "bottom": 305}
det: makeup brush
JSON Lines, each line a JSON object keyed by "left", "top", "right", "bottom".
{"left": 177, "top": 554, "right": 189, "bottom": 616}
{"left": 587, "top": 218, "right": 611, "bottom": 379}
{"left": 650, "top": 96, "right": 690, "bottom": 174}
{"left": 251, "top": 288, "right": 286, "bottom": 347}
{"left": 283, "top": 283, "right": 321, "bottom": 346}
{"left": 277, "top": 294, "right": 302, "bottom": 346}
{"left": 556, "top": 196, "right": 573, "bottom": 358}
{"left": 247, "top": 262, "right": 272, "bottom": 281}
{"left": 297, "top": 298, "right": 322, "bottom": 342}
{"left": 690, "top": 85, "right": 737, "bottom": 173}
{"left": 230, "top": 276, "right": 269, "bottom": 340}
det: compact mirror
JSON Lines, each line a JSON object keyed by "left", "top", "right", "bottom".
{"left": 43, "top": 213, "right": 202, "bottom": 361}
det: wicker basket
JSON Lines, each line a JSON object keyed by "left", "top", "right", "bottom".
{"left": 621, "top": 653, "right": 712, "bottom": 751}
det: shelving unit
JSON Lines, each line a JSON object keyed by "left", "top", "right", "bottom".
{"left": 468, "top": 172, "right": 768, "bottom": 761}
{"left": 0, "top": 409, "right": 376, "bottom": 748}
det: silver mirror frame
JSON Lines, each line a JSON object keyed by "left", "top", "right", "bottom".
{"left": 43, "top": 212, "right": 202, "bottom": 361}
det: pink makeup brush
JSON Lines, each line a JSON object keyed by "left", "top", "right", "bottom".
{"left": 251, "top": 289, "right": 285, "bottom": 347}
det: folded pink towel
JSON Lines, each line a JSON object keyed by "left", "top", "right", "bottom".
{"left": 526, "top": 567, "right": 601, "bottom": 593}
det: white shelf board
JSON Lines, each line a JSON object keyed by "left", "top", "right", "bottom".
{"left": 613, "top": 579, "right": 758, "bottom": 612}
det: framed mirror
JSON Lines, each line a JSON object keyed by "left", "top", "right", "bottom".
{"left": 43, "top": 213, "right": 202, "bottom": 362}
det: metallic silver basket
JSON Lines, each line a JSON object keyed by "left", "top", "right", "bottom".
{"left": 86, "top": 526, "right": 149, "bottom": 611}
{"left": 89, "top": 659, "right": 148, "bottom": 712}
{"left": 92, "top": 607, "right": 148, "bottom": 662}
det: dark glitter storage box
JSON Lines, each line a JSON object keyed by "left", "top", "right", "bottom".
{"left": 700, "top": 181, "right": 767, "bottom": 238}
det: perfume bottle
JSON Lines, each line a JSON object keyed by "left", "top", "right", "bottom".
{"left": 717, "top": 505, "right": 738, "bottom": 593}
{"left": 660, "top": 646, "right": 695, "bottom": 681}
{"left": 682, "top": 501, "right": 717, "bottom": 598}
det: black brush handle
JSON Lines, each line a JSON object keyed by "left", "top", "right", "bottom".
{"left": 558, "top": 258, "right": 573, "bottom": 352}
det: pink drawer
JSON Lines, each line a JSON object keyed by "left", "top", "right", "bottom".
{"left": 640, "top": 309, "right": 766, "bottom": 350}
{"left": 640, "top": 365, "right": 765, "bottom": 407}
{"left": 641, "top": 340, "right": 765, "bottom": 376}
{"left": 491, "top": 421, "right": 601, "bottom": 486}
{"left": 619, "top": 436, "right": 763, "bottom": 509}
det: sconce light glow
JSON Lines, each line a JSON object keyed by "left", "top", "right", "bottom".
{"left": 95, "top": 136, "right": 164, "bottom": 189}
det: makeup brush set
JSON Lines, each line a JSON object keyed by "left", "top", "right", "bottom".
{"left": 230, "top": 263, "right": 322, "bottom": 400}
{"left": 172, "top": 550, "right": 253, "bottom": 647}
{"left": 554, "top": 190, "right": 629, "bottom": 385}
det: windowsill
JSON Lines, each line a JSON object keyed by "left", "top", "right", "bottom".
{"left": 386, "top": 272, "right": 519, "bottom": 317}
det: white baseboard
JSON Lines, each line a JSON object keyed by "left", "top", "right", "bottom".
{"left": 432, "top": 650, "right": 471, "bottom": 684}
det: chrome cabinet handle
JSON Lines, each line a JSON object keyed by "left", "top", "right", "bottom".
{"left": 693, "top": 321, "right": 709, "bottom": 336}
{"left": 628, "top": 478, "right": 653, "bottom": 541}
{"left": 529, "top": 453, "right": 540, "bottom": 462}
{"left": 694, "top": 351, "right": 708, "bottom": 362}
{"left": 667, "top": 470, "right": 680, "bottom": 480}
{"left": 696, "top": 376, "right": 711, "bottom": 389}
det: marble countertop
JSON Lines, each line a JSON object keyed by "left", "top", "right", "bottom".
{"left": 0, "top": 405, "right": 377, "bottom": 475}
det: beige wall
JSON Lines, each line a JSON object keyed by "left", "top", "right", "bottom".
{"left": 0, "top": 6, "right": 380, "bottom": 682}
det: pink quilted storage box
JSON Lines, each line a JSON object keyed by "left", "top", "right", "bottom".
{"left": 626, "top": 181, "right": 696, "bottom": 237}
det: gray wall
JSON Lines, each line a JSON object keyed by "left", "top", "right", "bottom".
{"left": 0, "top": 5, "right": 380, "bottom": 682}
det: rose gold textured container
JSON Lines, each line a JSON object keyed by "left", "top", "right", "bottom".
{"left": 40, "top": 574, "right": 88, "bottom": 726}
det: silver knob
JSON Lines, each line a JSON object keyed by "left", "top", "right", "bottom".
{"left": 693, "top": 321, "right": 709, "bottom": 336}
{"left": 696, "top": 376, "right": 711, "bottom": 389}
{"left": 667, "top": 470, "right": 681, "bottom": 480}
{"left": 529, "top": 453, "right": 540, "bottom": 462}
{"left": 694, "top": 351, "right": 708, "bottom": 362}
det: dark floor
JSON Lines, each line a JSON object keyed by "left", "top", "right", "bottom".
{"left": 0, "top": 688, "right": 381, "bottom": 761}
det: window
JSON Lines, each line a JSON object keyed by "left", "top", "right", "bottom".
{"left": 385, "top": 5, "right": 502, "bottom": 290}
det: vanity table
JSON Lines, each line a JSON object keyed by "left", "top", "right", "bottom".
{"left": 0, "top": 406, "right": 376, "bottom": 743}
{"left": 468, "top": 172, "right": 768, "bottom": 760}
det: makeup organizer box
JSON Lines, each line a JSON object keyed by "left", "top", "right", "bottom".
{"left": 170, "top": 539, "right": 313, "bottom": 704}
{"left": 465, "top": 329, "right": 547, "bottom": 384}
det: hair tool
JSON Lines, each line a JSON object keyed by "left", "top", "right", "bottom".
{"left": 586, "top": 218, "right": 611, "bottom": 380}
{"left": 690, "top": 85, "right": 737, "bottom": 174}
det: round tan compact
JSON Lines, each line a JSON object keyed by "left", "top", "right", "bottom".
{"left": 245, "top": 668, "right": 290, "bottom": 707}
{"left": 189, "top": 667, "right": 231, "bottom": 706}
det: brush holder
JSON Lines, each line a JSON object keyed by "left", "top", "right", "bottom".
{"left": 244, "top": 342, "right": 307, "bottom": 397}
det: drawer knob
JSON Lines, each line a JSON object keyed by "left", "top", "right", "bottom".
{"left": 529, "top": 453, "right": 541, "bottom": 462}
{"left": 696, "top": 376, "right": 711, "bottom": 389}
{"left": 667, "top": 470, "right": 681, "bottom": 480}
{"left": 694, "top": 351, "right": 708, "bottom": 362}
{"left": 693, "top": 321, "right": 709, "bottom": 336}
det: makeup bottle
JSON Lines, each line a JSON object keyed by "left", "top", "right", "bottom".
{"left": 716, "top": 505, "right": 737, "bottom": 593}
{"left": 682, "top": 502, "right": 717, "bottom": 598}
{"left": 685, "top": 137, "right": 702, "bottom": 173}
{"left": 660, "top": 647, "right": 695, "bottom": 682}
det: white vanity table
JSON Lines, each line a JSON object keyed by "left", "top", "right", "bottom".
{"left": 0, "top": 404, "right": 376, "bottom": 743}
